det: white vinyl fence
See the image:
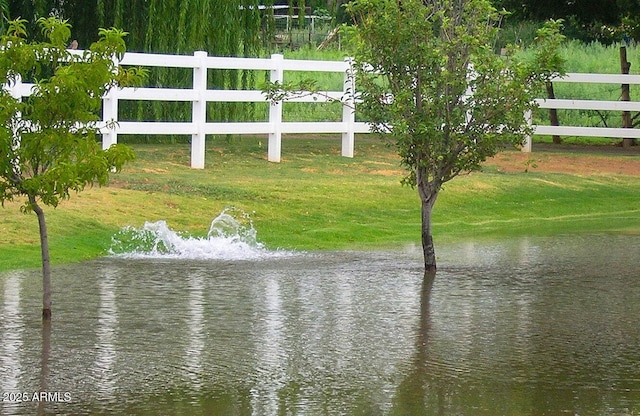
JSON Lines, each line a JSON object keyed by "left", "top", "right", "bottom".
{"left": 5, "top": 51, "right": 369, "bottom": 168}
{"left": 529, "top": 73, "right": 640, "bottom": 148}
{"left": 6, "top": 50, "right": 640, "bottom": 168}
{"left": 106, "top": 51, "right": 370, "bottom": 168}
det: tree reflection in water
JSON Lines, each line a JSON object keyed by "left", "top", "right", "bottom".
{"left": 391, "top": 271, "right": 451, "bottom": 415}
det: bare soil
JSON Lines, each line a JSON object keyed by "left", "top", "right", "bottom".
{"left": 487, "top": 144, "right": 640, "bottom": 176}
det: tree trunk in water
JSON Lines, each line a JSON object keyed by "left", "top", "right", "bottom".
{"left": 37, "top": 319, "right": 52, "bottom": 415}
{"left": 30, "top": 197, "right": 52, "bottom": 320}
{"left": 416, "top": 165, "right": 439, "bottom": 273}
{"left": 546, "top": 81, "right": 562, "bottom": 144}
{"left": 421, "top": 195, "right": 438, "bottom": 273}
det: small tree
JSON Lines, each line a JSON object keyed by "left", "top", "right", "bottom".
{"left": 344, "top": 0, "right": 538, "bottom": 272}
{"left": 529, "top": 19, "right": 567, "bottom": 144}
{"left": 0, "top": 18, "right": 145, "bottom": 320}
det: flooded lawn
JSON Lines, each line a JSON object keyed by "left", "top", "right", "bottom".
{"left": 1, "top": 234, "right": 639, "bottom": 415}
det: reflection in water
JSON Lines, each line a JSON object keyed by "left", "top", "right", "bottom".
{"left": 184, "top": 273, "right": 205, "bottom": 390}
{"left": 392, "top": 272, "right": 439, "bottom": 415}
{"left": 250, "top": 276, "right": 285, "bottom": 415}
{"left": 37, "top": 320, "right": 52, "bottom": 416}
{"left": 0, "top": 235, "right": 639, "bottom": 415}
{"left": 333, "top": 276, "right": 355, "bottom": 377}
{"left": 1, "top": 274, "right": 24, "bottom": 415}
{"left": 92, "top": 267, "right": 119, "bottom": 399}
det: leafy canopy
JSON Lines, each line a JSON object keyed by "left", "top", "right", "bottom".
{"left": 529, "top": 19, "right": 567, "bottom": 85}
{"left": 344, "top": 0, "right": 537, "bottom": 191}
{"left": 0, "top": 18, "right": 145, "bottom": 212}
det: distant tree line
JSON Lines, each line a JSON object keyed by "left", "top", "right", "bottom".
{"left": 5, "top": 0, "right": 264, "bottom": 54}
{"left": 493, "top": 0, "right": 640, "bottom": 43}
{"left": 1, "top": 0, "right": 348, "bottom": 142}
{"left": 2, "top": 0, "right": 633, "bottom": 138}
{"left": 1, "top": 0, "right": 314, "bottom": 132}
{"left": 3, "top": 1, "right": 331, "bottom": 55}
{"left": 5, "top": 0, "right": 640, "bottom": 49}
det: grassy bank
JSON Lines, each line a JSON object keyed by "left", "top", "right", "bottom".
{"left": 1, "top": 136, "right": 639, "bottom": 271}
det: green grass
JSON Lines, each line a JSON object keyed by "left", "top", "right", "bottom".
{"left": 438, "top": 171, "right": 640, "bottom": 240}
{"left": 2, "top": 136, "right": 639, "bottom": 271}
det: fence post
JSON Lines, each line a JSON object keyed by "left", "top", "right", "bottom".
{"left": 102, "top": 87, "right": 118, "bottom": 150}
{"left": 191, "top": 51, "right": 208, "bottom": 169}
{"left": 7, "top": 74, "right": 22, "bottom": 100}
{"left": 102, "top": 55, "right": 120, "bottom": 149}
{"left": 522, "top": 110, "right": 532, "bottom": 152}
{"left": 8, "top": 75, "right": 22, "bottom": 154}
{"left": 269, "top": 54, "right": 284, "bottom": 162}
{"left": 341, "top": 57, "right": 355, "bottom": 158}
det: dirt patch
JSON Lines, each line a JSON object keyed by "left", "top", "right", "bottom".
{"left": 487, "top": 144, "right": 640, "bottom": 176}
{"left": 370, "top": 169, "right": 404, "bottom": 176}
{"left": 142, "top": 167, "right": 170, "bottom": 174}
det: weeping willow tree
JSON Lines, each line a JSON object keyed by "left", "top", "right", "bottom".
{"left": 7, "top": 0, "right": 58, "bottom": 38}
{"left": 0, "top": 0, "right": 8, "bottom": 33}
{"left": 98, "top": 0, "right": 267, "bottom": 132}
{"left": 7, "top": 0, "right": 312, "bottom": 52}
{"left": 6, "top": 0, "right": 308, "bottom": 140}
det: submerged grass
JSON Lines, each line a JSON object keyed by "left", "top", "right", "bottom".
{"left": 1, "top": 136, "right": 639, "bottom": 271}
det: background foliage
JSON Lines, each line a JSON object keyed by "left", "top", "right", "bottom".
{"left": 3, "top": 0, "right": 640, "bottom": 143}
{"left": 493, "top": 0, "right": 640, "bottom": 44}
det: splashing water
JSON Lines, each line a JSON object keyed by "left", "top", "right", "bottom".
{"left": 109, "top": 208, "right": 292, "bottom": 260}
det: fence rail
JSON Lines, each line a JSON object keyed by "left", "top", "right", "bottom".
{"left": 6, "top": 51, "right": 640, "bottom": 168}
{"left": 6, "top": 51, "right": 369, "bottom": 168}
{"left": 530, "top": 72, "right": 640, "bottom": 145}
{"left": 104, "top": 51, "right": 370, "bottom": 168}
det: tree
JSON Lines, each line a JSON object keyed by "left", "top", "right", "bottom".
{"left": 529, "top": 19, "right": 567, "bottom": 144}
{"left": 0, "top": 0, "right": 8, "bottom": 33}
{"left": 343, "top": 0, "right": 538, "bottom": 272}
{"left": 0, "top": 18, "right": 145, "bottom": 320}
{"left": 492, "top": 0, "right": 622, "bottom": 26}
{"left": 493, "top": 0, "right": 640, "bottom": 43}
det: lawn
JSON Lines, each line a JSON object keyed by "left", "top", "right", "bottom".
{"left": 1, "top": 135, "right": 639, "bottom": 271}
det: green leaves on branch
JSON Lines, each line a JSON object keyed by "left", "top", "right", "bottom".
{"left": 38, "top": 17, "right": 72, "bottom": 48}
{"left": 263, "top": 78, "right": 353, "bottom": 107}
{"left": 527, "top": 19, "right": 567, "bottom": 85}
{"left": 346, "top": 0, "right": 539, "bottom": 189}
{"left": 94, "top": 27, "right": 128, "bottom": 60}
{"left": 263, "top": 79, "right": 320, "bottom": 102}
{"left": 6, "top": 18, "right": 28, "bottom": 38}
{"left": 0, "top": 18, "right": 146, "bottom": 212}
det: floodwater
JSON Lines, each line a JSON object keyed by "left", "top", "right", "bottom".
{"left": 1, "top": 226, "right": 639, "bottom": 415}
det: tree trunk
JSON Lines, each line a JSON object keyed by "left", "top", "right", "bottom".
{"left": 420, "top": 192, "right": 438, "bottom": 273}
{"left": 546, "top": 81, "right": 562, "bottom": 144}
{"left": 30, "top": 197, "right": 52, "bottom": 320}
{"left": 416, "top": 166, "right": 439, "bottom": 273}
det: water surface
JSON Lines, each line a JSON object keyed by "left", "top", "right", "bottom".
{"left": 1, "top": 234, "right": 639, "bottom": 415}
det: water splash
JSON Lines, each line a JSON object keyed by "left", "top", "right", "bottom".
{"left": 109, "top": 208, "right": 292, "bottom": 260}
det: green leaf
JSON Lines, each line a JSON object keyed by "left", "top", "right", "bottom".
{"left": 0, "top": 18, "right": 138, "bottom": 213}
